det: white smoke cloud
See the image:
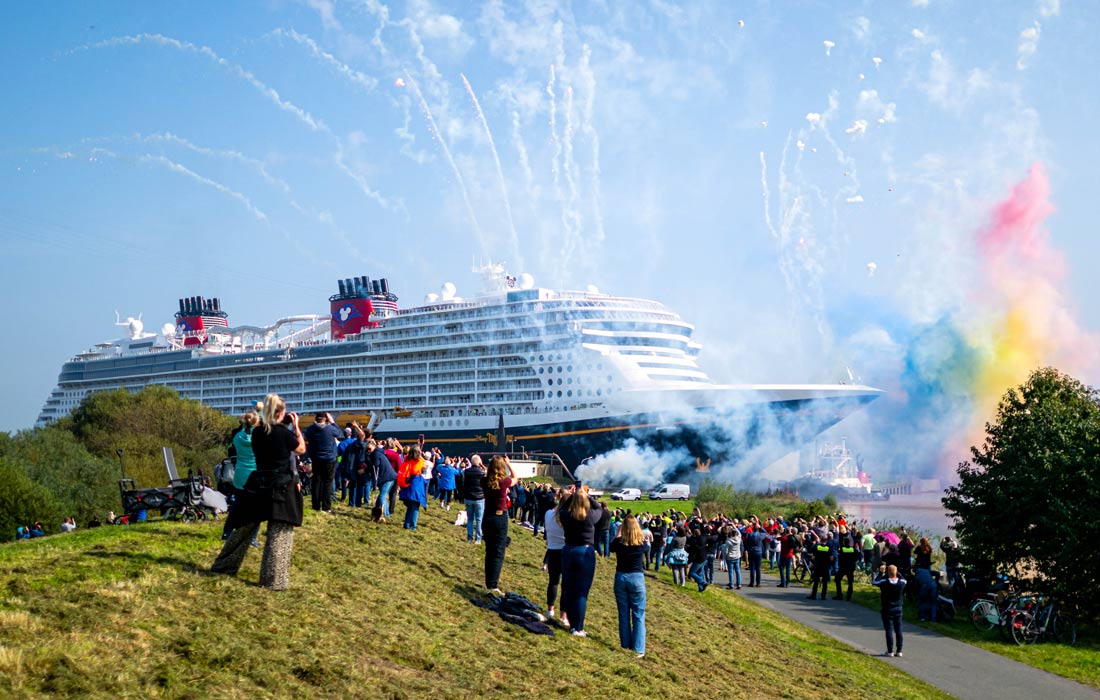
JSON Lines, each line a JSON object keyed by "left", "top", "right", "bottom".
{"left": 845, "top": 120, "right": 868, "bottom": 136}
{"left": 575, "top": 439, "right": 691, "bottom": 488}
{"left": 853, "top": 17, "right": 871, "bottom": 42}
{"left": 1037, "top": 0, "right": 1060, "bottom": 18}
{"left": 1017, "top": 22, "right": 1041, "bottom": 70}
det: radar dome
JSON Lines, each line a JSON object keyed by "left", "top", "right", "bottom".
{"left": 585, "top": 284, "right": 600, "bottom": 294}
{"left": 161, "top": 323, "right": 176, "bottom": 337}
{"left": 518, "top": 273, "right": 535, "bottom": 290}
{"left": 425, "top": 293, "right": 440, "bottom": 303}
{"left": 440, "top": 282, "right": 457, "bottom": 300}
{"left": 127, "top": 319, "right": 144, "bottom": 339}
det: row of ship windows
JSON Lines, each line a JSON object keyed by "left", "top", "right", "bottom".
{"left": 386, "top": 302, "right": 669, "bottom": 328}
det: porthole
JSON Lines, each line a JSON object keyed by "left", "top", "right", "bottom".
{"left": 567, "top": 365, "right": 573, "bottom": 372}
{"left": 567, "top": 390, "right": 573, "bottom": 397}
{"left": 539, "top": 354, "right": 545, "bottom": 361}
{"left": 567, "top": 378, "right": 573, "bottom": 385}
{"left": 557, "top": 378, "right": 563, "bottom": 385}
{"left": 557, "top": 391, "right": 562, "bottom": 397}
{"left": 539, "top": 367, "right": 544, "bottom": 374}
{"left": 557, "top": 354, "right": 563, "bottom": 361}
{"left": 547, "top": 391, "right": 553, "bottom": 398}
{"left": 597, "top": 389, "right": 602, "bottom": 396}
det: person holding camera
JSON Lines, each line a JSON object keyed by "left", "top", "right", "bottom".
{"left": 303, "top": 411, "right": 343, "bottom": 513}
{"left": 211, "top": 393, "right": 306, "bottom": 590}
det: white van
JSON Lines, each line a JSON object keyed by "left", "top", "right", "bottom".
{"left": 648, "top": 483, "right": 691, "bottom": 501}
{"left": 610, "top": 488, "right": 641, "bottom": 501}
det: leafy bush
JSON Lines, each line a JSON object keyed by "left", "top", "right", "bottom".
{"left": 0, "top": 457, "right": 63, "bottom": 541}
{"left": 944, "top": 367, "right": 1100, "bottom": 622}
{"left": 0, "top": 426, "right": 117, "bottom": 523}
{"left": 63, "top": 385, "right": 236, "bottom": 488}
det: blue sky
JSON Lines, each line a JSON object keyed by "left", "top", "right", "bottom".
{"left": 3, "top": 1, "right": 1098, "bottom": 476}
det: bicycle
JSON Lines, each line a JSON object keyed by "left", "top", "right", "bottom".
{"left": 969, "top": 588, "right": 1024, "bottom": 639}
{"left": 1010, "top": 598, "right": 1077, "bottom": 646}
{"left": 794, "top": 548, "right": 813, "bottom": 582}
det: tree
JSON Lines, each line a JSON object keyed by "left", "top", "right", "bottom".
{"left": 943, "top": 367, "right": 1100, "bottom": 621}
{"left": 63, "top": 386, "right": 236, "bottom": 488}
{"left": 0, "top": 457, "right": 63, "bottom": 541}
{"left": 0, "top": 426, "right": 118, "bottom": 523}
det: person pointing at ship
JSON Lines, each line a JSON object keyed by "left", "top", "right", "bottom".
{"left": 304, "top": 412, "right": 344, "bottom": 514}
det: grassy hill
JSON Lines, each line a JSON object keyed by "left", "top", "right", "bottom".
{"left": 0, "top": 504, "right": 949, "bottom": 700}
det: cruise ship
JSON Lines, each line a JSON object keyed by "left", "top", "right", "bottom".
{"left": 37, "top": 264, "right": 882, "bottom": 474}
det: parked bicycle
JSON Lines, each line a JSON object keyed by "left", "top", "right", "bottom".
{"left": 1009, "top": 597, "right": 1077, "bottom": 646}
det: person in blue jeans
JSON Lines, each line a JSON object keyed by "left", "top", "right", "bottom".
{"left": 398, "top": 447, "right": 428, "bottom": 531}
{"left": 721, "top": 525, "right": 742, "bottom": 589}
{"left": 704, "top": 526, "right": 719, "bottom": 584}
{"left": 610, "top": 515, "right": 647, "bottom": 658}
{"left": 743, "top": 524, "right": 765, "bottom": 587}
{"left": 873, "top": 564, "right": 907, "bottom": 657}
{"left": 686, "top": 527, "right": 709, "bottom": 592}
{"left": 370, "top": 439, "right": 397, "bottom": 522}
{"left": 462, "top": 456, "right": 486, "bottom": 543}
{"left": 558, "top": 486, "right": 607, "bottom": 636}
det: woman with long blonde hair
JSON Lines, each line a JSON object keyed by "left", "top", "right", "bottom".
{"left": 211, "top": 394, "right": 305, "bottom": 590}
{"left": 480, "top": 455, "right": 515, "bottom": 595}
{"left": 610, "top": 515, "right": 647, "bottom": 657}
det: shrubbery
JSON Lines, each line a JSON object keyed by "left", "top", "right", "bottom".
{"left": 694, "top": 479, "right": 836, "bottom": 521}
{"left": 1, "top": 386, "right": 236, "bottom": 541}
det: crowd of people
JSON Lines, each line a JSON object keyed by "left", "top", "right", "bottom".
{"left": 10, "top": 392, "right": 954, "bottom": 661}
{"left": 13, "top": 517, "right": 79, "bottom": 540}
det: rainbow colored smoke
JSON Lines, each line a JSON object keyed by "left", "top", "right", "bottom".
{"left": 869, "top": 164, "right": 1099, "bottom": 478}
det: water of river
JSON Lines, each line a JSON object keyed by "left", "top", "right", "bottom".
{"left": 839, "top": 497, "right": 956, "bottom": 539}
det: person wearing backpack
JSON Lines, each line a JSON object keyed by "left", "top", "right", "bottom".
{"left": 721, "top": 525, "right": 743, "bottom": 590}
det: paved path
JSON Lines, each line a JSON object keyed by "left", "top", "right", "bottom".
{"left": 718, "top": 569, "right": 1099, "bottom": 700}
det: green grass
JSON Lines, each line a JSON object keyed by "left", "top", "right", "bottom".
{"left": 0, "top": 505, "right": 951, "bottom": 700}
{"left": 599, "top": 498, "right": 697, "bottom": 517}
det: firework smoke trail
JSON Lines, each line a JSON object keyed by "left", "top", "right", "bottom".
{"left": 268, "top": 28, "right": 377, "bottom": 92}
{"left": 81, "top": 34, "right": 327, "bottom": 133}
{"left": 578, "top": 44, "right": 606, "bottom": 256}
{"left": 82, "top": 34, "right": 397, "bottom": 213}
{"left": 511, "top": 109, "right": 537, "bottom": 203}
{"left": 141, "top": 132, "right": 380, "bottom": 264}
{"left": 461, "top": 73, "right": 522, "bottom": 268}
{"left": 559, "top": 84, "right": 584, "bottom": 283}
{"left": 546, "top": 65, "right": 564, "bottom": 201}
{"left": 405, "top": 73, "right": 485, "bottom": 253}
{"left": 137, "top": 154, "right": 268, "bottom": 222}
{"left": 760, "top": 136, "right": 833, "bottom": 345}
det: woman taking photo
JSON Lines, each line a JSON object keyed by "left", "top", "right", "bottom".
{"left": 397, "top": 445, "right": 429, "bottom": 531}
{"left": 211, "top": 394, "right": 305, "bottom": 590}
{"left": 558, "top": 486, "right": 608, "bottom": 637}
{"left": 610, "top": 515, "right": 647, "bottom": 658}
{"left": 481, "top": 455, "right": 515, "bottom": 596}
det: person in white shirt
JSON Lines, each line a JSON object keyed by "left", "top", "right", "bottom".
{"left": 542, "top": 490, "right": 568, "bottom": 627}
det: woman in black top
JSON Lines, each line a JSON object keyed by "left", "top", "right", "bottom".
{"left": 610, "top": 515, "right": 647, "bottom": 657}
{"left": 211, "top": 393, "right": 305, "bottom": 590}
{"left": 558, "top": 487, "right": 607, "bottom": 637}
